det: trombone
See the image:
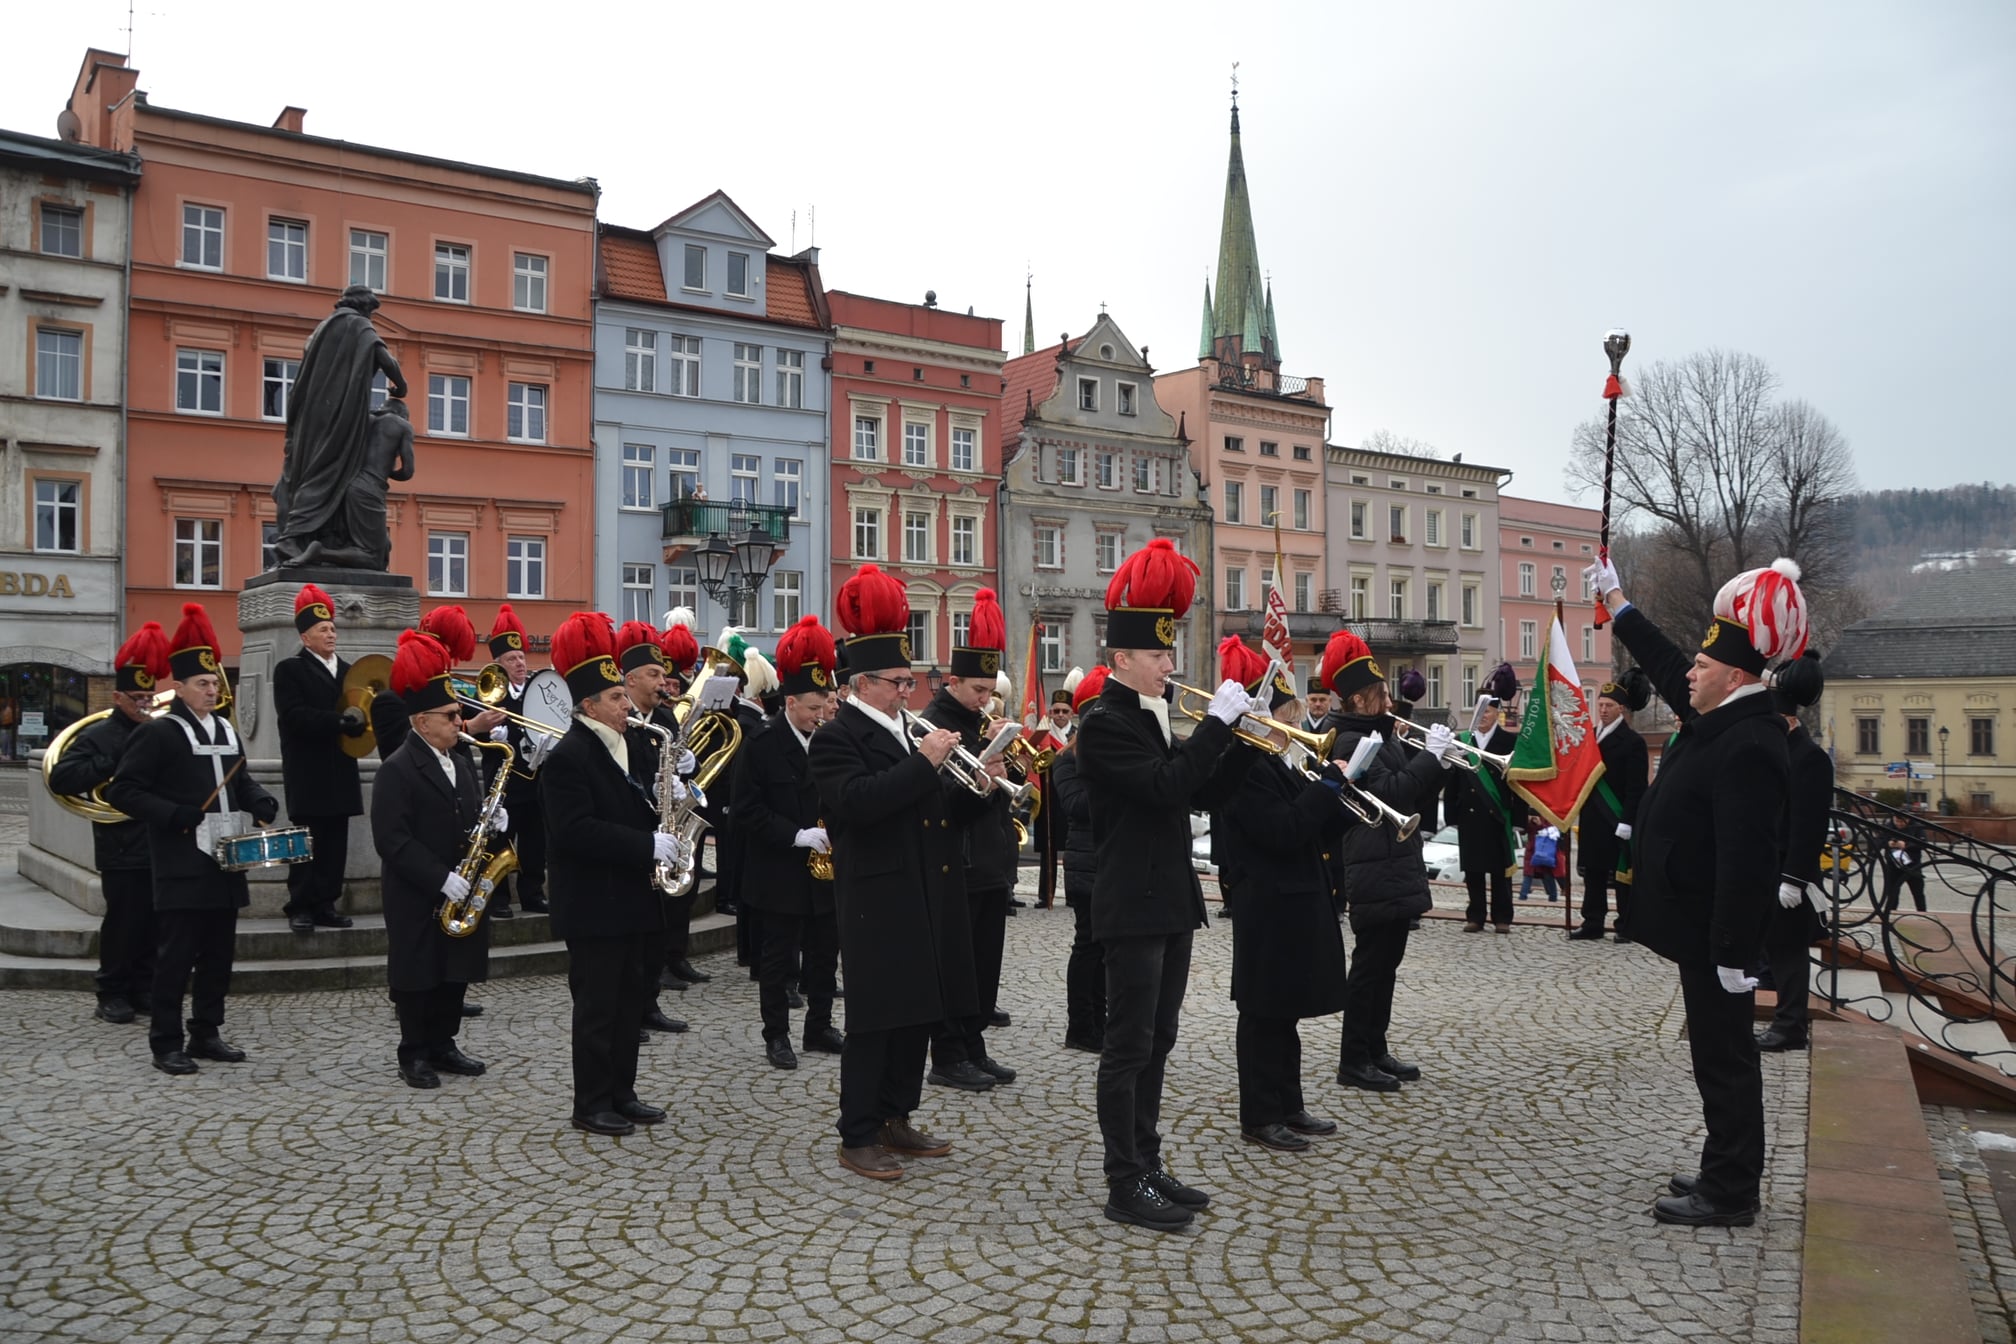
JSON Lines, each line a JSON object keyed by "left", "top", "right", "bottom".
{"left": 1166, "top": 681, "right": 1336, "bottom": 760}
{"left": 1389, "top": 717, "right": 1512, "bottom": 774}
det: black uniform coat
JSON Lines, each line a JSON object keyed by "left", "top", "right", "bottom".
{"left": 370, "top": 732, "right": 491, "bottom": 991}
{"left": 484, "top": 679, "right": 544, "bottom": 810}
{"left": 1327, "top": 713, "right": 1442, "bottom": 931}
{"left": 48, "top": 709, "right": 150, "bottom": 871}
{"left": 732, "top": 715, "right": 834, "bottom": 918}
{"left": 271, "top": 648, "right": 363, "bottom": 818}
{"left": 1611, "top": 605, "right": 1790, "bottom": 967}
{"left": 538, "top": 720, "right": 666, "bottom": 942}
{"left": 1772, "top": 723, "right": 1835, "bottom": 944}
{"left": 105, "top": 701, "right": 279, "bottom": 911}
{"left": 1213, "top": 746, "right": 1352, "bottom": 1019}
{"left": 1075, "top": 676, "right": 1248, "bottom": 941}
{"left": 1580, "top": 720, "right": 1650, "bottom": 881}
{"left": 919, "top": 688, "right": 1018, "bottom": 893}
{"left": 1052, "top": 747, "right": 1095, "bottom": 898}
{"left": 808, "top": 700, "right": 977, "bottom": 1034}
{"left": 1440, "top": 724, "right": 1519, "bottom": 876}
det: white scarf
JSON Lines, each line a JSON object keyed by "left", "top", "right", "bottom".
{"left": 849, "top": 697, "right": 913, "bottom": 753}
{"left": 578, "top": 713, "right": 629, "bottom": 774}
{"left": 1137, "top": 691, "right": 1172, "bottom": 748}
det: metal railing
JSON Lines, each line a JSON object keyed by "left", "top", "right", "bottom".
{"left": 659, "top": 499, "right": 794, "bottom": 542}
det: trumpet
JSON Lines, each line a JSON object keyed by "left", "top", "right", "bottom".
{"left": 1281, "top": 748, "right": 1421, "bottom": 840}
{"left": 1166, "top": 681, "right": 1337, "bottom": 760}
{"left": 903, "top": 712, "right": 1032, "bottom": 804}
{"left": 1389, "top": 718, "right": 1512, "bottom": 774}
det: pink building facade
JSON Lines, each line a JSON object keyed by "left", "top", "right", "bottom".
{"left": 1498, "top": 494, "right": 1612, "bottom": 691}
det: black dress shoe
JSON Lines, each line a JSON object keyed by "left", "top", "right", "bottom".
{"left": 616, "top": 1099, "right": 666, "bottom": 1124}
{"left": 311, "top": 908, "right": 353, "bottom": 929}
{"left": 972, "top": 1056, "right": 1016, "bottom": 1083}
{"left": 288, "top": 915, "right": 315, "bottom": 934}
{"left": 520, "top": 896, "right": 548, "bottom": 915}
{"left": 927, "top": 1061, "right": 995, "bottom": 1091}
{"left": 1243, "top": 1123, "right": 1313, "bottom": 1152}
{"left": 786, "top": 989, "right": 805, "bottom": 1010}
{"left": 1104, "top": 1175, "right": 1193, "bottom": 1231}
{"left": 766, "top": 1038, "right": 799, "bottom": 1070}
{"left": 1652, "top": 1191, "right": 1756, "bottom": 1227}
{"left": 1063, "top": 1034, "right": 1103, "bottom": 1053}
{"left": 1756, "top": 1028, "right": 1809, "bottom": 1052}
{"left": 1566, "top": 926, "right": 1607, "bottom": 941}
{"left": 187, "top": 1036, "right": 246, "bottom": 1063}
{"left": 1375, "top": 1053, "right": 1421, "bottom": 1082}
{"left": 1143, "top": 1166, "right": 1210, "bottom": 1209}
{"left": 1613, "top": 933, "right": 1634, "bottom": 945}
{"left": 1284, "top": 1110, "right": 1338, "bottom": 1136}
{"left": 399, "top": 1058, "right": 441, "bottom": 1089}
{"left": 659, "top": 974, "right": 690, "bottom": 992}
{"left": 460, "top": 1003, "right": 485, "bottom": 1018}
{"left": 988, "top": 1008, "right": 1012, "bottom": 1028}
{"left": 571, "top": 1111, "right": 636, "bottom": 1137}
{"left": 152, "top": 1051, "right": 198, "bottom": 1076}
{"left": 670, "top": 958, "right": 710, "bottom": 983}
{"left": 95, "top": 997, "right": 136, "bottom": 1025}
{"left": 1668, "top": 1173, "right": 1699, "bottom": 1197}
{"left": 637, "top": 1029, "right": 652, "bottom": 1045}
{"left": 802, "top": 1025, "right": 845, "bottom": 1054}
{"left": 490, "top": 905, "right": 516, "bottom": 920}
{"left": 1336, "top": 1062, "right": 1402, "bottom": 1092}
{"left": 643, "top": 1008, "right": 689, "bottom": 1034}
{"left": 430, "top": 1044, "right": 487, "bottom": 1076}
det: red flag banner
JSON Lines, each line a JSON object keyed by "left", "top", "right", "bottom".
{"left": 1261, "top": 582, "right": 1296, "bottom": 673}
{"left": 1504, "top": 614, "right": 1606, "bottom": 828}
{"left": 1019, "top": 616, "right": 1045, "bottom": 729}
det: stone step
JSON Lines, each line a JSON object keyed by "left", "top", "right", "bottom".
{"left": 1883, "top": 991, "right": 2016, "bottom": 1074}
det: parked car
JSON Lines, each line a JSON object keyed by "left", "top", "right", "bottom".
{"left": 1191, "top": 811, "right": 1216, "bottom": 876}
{"left": 1422, "top": 825, "right": 1463, "bottom": 881}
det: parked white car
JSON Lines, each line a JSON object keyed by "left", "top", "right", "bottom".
{"left": 1421, "top": 824, "right": 1464, "bottom": 881}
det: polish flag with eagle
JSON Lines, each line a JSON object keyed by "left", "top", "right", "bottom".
{"left": 1504, "top": 614, "right": 1606, "bottom": 829}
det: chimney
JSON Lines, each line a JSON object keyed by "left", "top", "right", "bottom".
{"left": 68, "top": 48, "right": 138, "bottom": 149}
{"left": 272, "top": 106, "right": 307, "bottom": 134}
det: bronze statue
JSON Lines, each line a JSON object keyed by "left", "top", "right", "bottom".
{"left": 271, "top": 286, "right": 409, "bottom": 570}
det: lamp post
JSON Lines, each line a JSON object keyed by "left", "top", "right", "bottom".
{"left": 925, "top": 665, "right": 945, "bottom": 695}
{"left": 1938, "top": 724, "right": 1950, "bottom": 815}
{"left": 693, "top": 527, "right": 778, "bottom": 632}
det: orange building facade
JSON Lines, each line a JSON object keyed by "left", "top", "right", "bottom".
{"left": 64, "top": 50, "right": 599, "bottom": 663}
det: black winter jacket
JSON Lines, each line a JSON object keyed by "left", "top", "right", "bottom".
{"left": 919, "top": 688, "right": 1018, "bottom": 893}
{"left": 1328, "top": 711, "right": 1442, "bottom": 931}
{"left": 47, "top": 709, "right": 150, "bottom": 871}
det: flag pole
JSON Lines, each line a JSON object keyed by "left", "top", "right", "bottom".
{"left": 1553, "top": 594, "right": 1574, "bottom": 933}
{"left": 1593, "top": 330, "right": 1630, "bottom": 631}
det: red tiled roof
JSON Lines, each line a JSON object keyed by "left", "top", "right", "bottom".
{"left": 763, "top": 255, "right": 828, "bottom": 331}
{"left": 1000, "top": 341, "right": 1072, "bottom": 447}
{"left": 599, "top": 229, "right": 664, "bottom": 303}
{"left": 596, "top": 226, "right": 826, "bottom": 330}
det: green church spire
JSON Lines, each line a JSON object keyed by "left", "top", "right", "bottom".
{"left": 1209, "top": 93, "right": 1277, "bottom": 369}
{"left": 1198, "top": 280, "right": 1214, "bottom": 360}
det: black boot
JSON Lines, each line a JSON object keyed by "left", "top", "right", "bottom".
{"left": 398, "top": 1048, "right": 441, "bottom": 1089}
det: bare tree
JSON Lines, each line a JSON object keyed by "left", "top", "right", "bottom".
{"left": 1358, "top": 429, "right": 1442, "bottom": 460}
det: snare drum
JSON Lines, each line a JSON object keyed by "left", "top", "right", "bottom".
{"left": 214, "top": 826, "right": 315, "bottom": 872}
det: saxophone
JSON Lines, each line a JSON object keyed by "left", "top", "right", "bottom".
{"left": 441, "top": 734, "right": 519, "bottom": 938}
{"left": 628, "top": 714, "right": 685, "bottom": 895}
{"left": 807, "top": 817, "right": 834, "bottom": 881}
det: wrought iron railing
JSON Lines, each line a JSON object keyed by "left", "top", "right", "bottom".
{"left": 660, "top": 499, "right": 794, "bottom": 542}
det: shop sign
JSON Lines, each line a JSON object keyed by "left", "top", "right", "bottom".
{"left": 0, "top": 572, "right": 77, "bottom": 598}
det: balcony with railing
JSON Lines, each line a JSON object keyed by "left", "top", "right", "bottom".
{"left": 1211, "top": 363, "right": 1323, "bottom": 403}
{"left": 660, "top": 499, "right": 793, "bottom": 568}
{"left": 1229, "top": 608, "right": 1459, "bottom": 654}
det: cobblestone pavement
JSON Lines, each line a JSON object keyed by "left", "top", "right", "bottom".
{"left": 0, "top": 878, "right": 1810, "bottom": 1344}
{"left": 1925, "top": 1106, "right": 2016, "bottom": 1343}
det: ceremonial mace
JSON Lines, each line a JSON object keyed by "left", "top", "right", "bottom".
{"left": 1592, "top": 329, "right": 1630, "bottom": 629}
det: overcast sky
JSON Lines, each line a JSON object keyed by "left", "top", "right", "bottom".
{"left": 10, "top": 1, "right": 2011, "bottom": 503}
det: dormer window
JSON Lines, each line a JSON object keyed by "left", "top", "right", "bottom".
{"left": 683, "top": 244, "right": 707, "bottom": 291}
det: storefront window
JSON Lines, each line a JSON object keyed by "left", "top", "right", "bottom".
{"left": 0, "top": 664, "right": 88, "bottom": 762}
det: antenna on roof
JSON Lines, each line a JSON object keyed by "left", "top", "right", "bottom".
{"left": 809, "top": 204, "right": 816, "bottom": 248}
{"left": 791, "top": 210, "right": 797, "bottom": 254}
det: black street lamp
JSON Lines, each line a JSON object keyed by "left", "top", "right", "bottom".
{"left": 1938, "top": 724, "right": 1950, "bottom": 814}
{"left": 694, "top": 532, "right": 735, "bottom": 598}
{"left": 924, "top": 665, "right": 945, "bottom": 695}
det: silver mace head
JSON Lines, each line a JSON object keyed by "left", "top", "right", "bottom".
{"left": 1603, "top": 329, "right": 1631, "bottom": 375}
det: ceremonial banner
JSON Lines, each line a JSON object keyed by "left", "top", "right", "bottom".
{"left": 1505, "top": 615, "right": 1606, "bottom": 829}
{"left": 1019, "top": 614, "right": 1045, "bottom": 729}
{"left": 1260, "top": 524, "right": 1295, "bottom": 672}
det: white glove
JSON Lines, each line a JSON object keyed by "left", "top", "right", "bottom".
{"left": 1584, "top": 558, "right": 1621, "bottom": 603}
{"left": 1343, "top": 734, "right": 1383, "bottom": 781}
{"left": 1778, "top": 881, "right": 1803, "bottom": 910}
{"left": 1205, "top": 679, "right": 1256, "bottom": 727}
{"left": 490, "top": 805, "right": 509, "bottom": 834}
{"left": 440, "top": 872, "right": 471, "bottom": 901}
{"left": 489, "top": 725, "right": 509, "bottom": 742}
{"left": 1716, "top": 966, "right": 1758, "bottom": 994}
{"left": 1423, "top": 723, "right": 1459, "bottom": 768}
{"left": 795, "top": 827, "right": 831, "bottom": 853}
{"left": 675, "top": 747, "right": 697, "bottom": 775}
{"left": 1615, "top": 822, "right": 1632, "bottom": 840}
{"left": 659, "top": 776, "right": 687, "bottom": 804}
{"left": 652, "top": 833, "right": 680, "bottom": 865}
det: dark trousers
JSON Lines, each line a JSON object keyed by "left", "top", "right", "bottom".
{"left": 565, "top": 935, "right": 656, "bottom": 1117}
{"left": 1675, "top": 958, "right": 1766, "bottom": 1209}
{"left": 97, "top": 867, "right": 156, "bottom": 1003}
{"left": 391, "top": 982, "right": 467, "bottom": 1056}
{"left": 1762, "top": 909, "right": 1814, "bottom": 1039}
{"left": 1580, "top": 874, "right": 1631, "bottom": 936}
{"left": 283, "top": 815, "right": 349, "bottom": 917}
{"left": 1339, "top": 919, "right": 1411, "bottom": 1068}
{"left": 1098, "top": 932, "right": 1192, "bottom": 1184}
{"left": 1236, "top": 1013, "right": 1305, "bottom": 1130}
{"left": 760, "top": 909, "right": 837, "bottom": 1043}
{"left": 1880, "top": 864, "right": 1927, "bottom": 913}
{"left": 1463, "top": 869, "right": 1513, "bottom": 926}
{"left": 1035, "top": 807, "right": 1058, "bottom": 906}
{"left": 663, "top": 890, "right": 696, "bottom": 959}
{"left": 1064, "top": 877, "right": 1104, "bottom": 1043}
{"left": 500, "top": 796, "right": 546, "bottom": 910}
{"left": 149, "top": 907, "right": 236, "bottom": 1054}
{"left": 933, "top": 883, "right": 1008, "bottom": 1069}
{"left": 837, "top": 1022, "right": 930, "bottom": 1148}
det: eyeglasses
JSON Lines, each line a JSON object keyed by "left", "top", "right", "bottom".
{"left": 867, "top": 674, "right": 918, "bottom": 692}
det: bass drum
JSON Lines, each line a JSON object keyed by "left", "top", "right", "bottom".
{"left": 517, "top": 668, "right": 574, "bottom": 772}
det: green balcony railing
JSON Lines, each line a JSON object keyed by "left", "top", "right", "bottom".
{"left": 660, "top": 499, "right": 794, "bottom": 543}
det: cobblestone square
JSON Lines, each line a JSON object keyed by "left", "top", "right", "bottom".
{"left": 0, "top": 882, "right": 1809, "bottom": 1343}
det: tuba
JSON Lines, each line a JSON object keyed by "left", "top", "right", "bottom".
{"left": 656, "top": 698, "right": 744, "bottom": 900}
{"left": 440, "top": 735, "right": 518, "bottom": 937}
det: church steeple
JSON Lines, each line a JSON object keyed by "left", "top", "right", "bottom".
{"left": 1197, "top": 280, "right": 1215, "bottom": 360}
{"left": 1022, "top": 273, "right": 1035, "bottom": 356}
{"left": 1207, "top": 88, "right": 1280, "bottom": 371}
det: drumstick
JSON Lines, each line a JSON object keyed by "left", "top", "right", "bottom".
{"left": 199, "top": 758, "right": 246, "bottom": 814}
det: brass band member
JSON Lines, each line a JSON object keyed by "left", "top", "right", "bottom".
{"left": 704, "top": 627, "right": 774, "bottom": 974}
{"left": 274, "top": 583, "right": 363, "bottom": 933}
{"left": 1443, "top": 666, "right": 1521, "bottom": 935}
{"left": 1301, "top": 675, "right": 1331, "bottom": 735}
{"left": 1077, "top": 539, "right": 1254, "bottom": 1232}
{"left": 49, "top": 622, "right": 170, "bottom": 1025}
{"left": 372, "top": 605, "right": 493, "bottom": 759}
{"left": 924, "top": 589, "right": 1018, "bottom": 1092}
{"left": 540, "top": 613, "right": 676, "bottom": 1137}
{"left": 1028, "top": 677, "right": 1076, "bottom": 911}
{"left": 808, "top": 564, "right": 971, "bottom": 1181}
{"left": 735, "top": 615, "right": 845, "bottom": 1069}
{"left": 656, "top": 612, "right": 710, "bottom": 990}
{"left": 371, "top": 629, "right": 493, "bottom": 1088}
{"left": 1573, "top": 669, "right": 1651, "bottom": 942}
{"left": 483, "top": 605, "right": 546, "bottom": 918}
{"left": 1322, "top": 629, "right": 1450, "bottom": 1094}
{"left": 1209, "top": 636, "right": 1349, "bottom": 1153}
{"left": 107, "top": 603, "right": 279, "bottom": 1075}
{"left": 1757, "top": 651, "right": 1832, "bottom": 1053}
{"left": 615, "top": 620, "right": 689, "bottom": 1040}
{"left": 1589, "top": 556, "right": 1802, "bottom": 1227}
{"left": 1050, "top": 666, "right": 1109, "bottom": 1052}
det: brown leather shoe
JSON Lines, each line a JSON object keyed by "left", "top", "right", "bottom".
{"left": 1463, "top": 921, "right": 1484, "bottom": 933}
{"left": 1493, "top": 923, "right": 1513, "bottom": 934}
{"left": 838, "top": 1144, "right": 904, "bottom": 1180}
{"left": 880, "top": 1118, "right": 953, "bottom": 1158}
